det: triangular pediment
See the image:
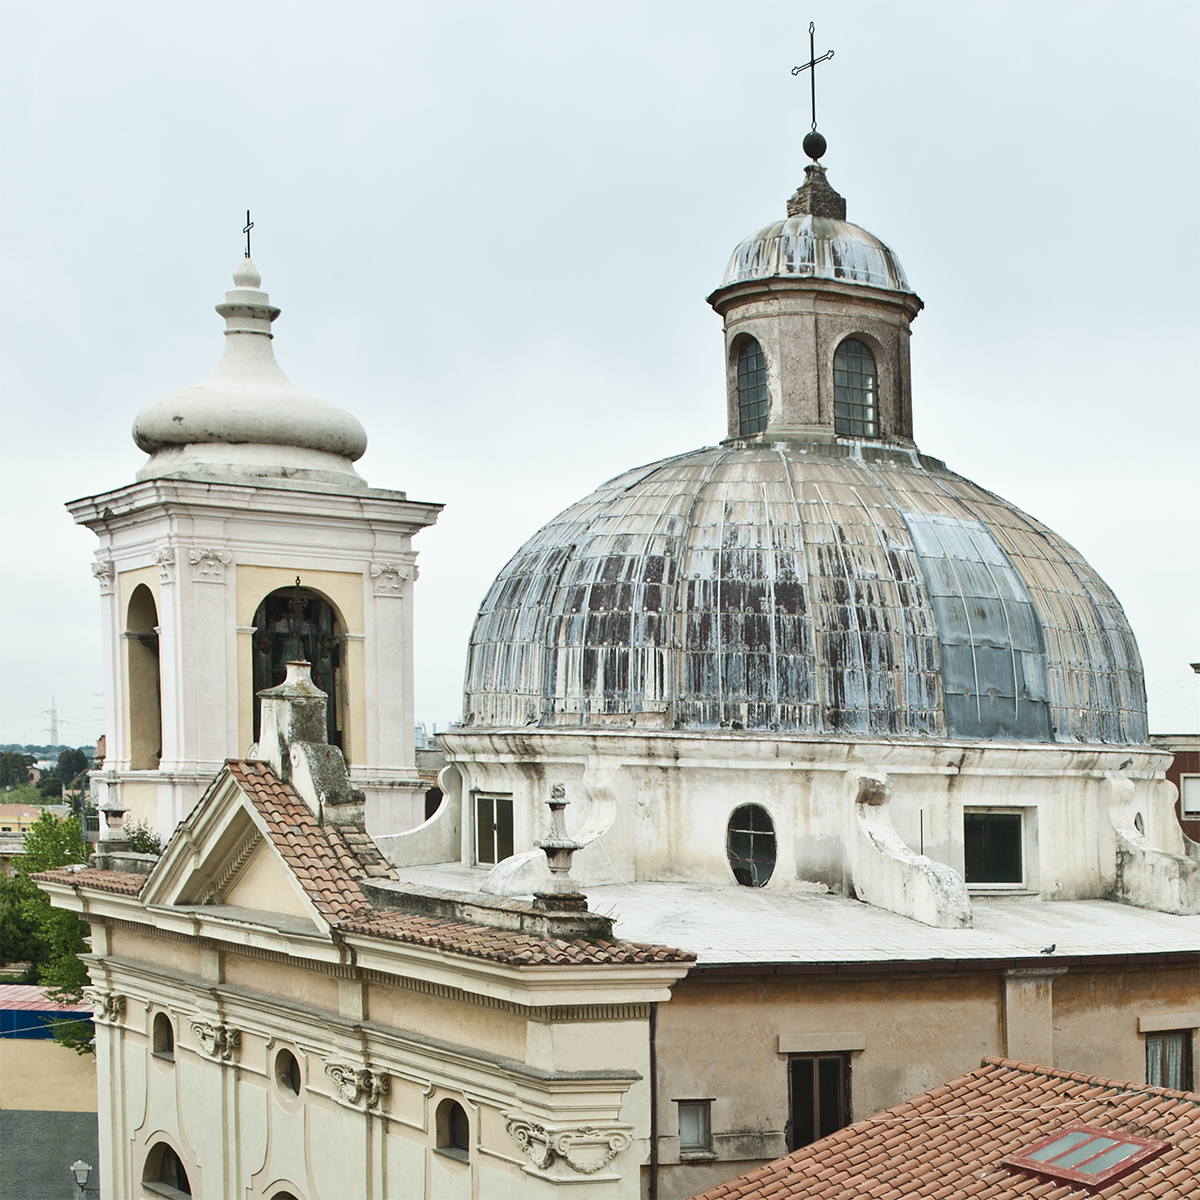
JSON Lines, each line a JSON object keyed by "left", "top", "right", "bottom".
{"left": 141, "top": 763, "right": 328, "bottom": 929}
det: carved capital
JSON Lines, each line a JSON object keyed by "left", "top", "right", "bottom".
{"left": 325, "top": 1062, "right": 389, "bottom": 1109}
{"left": 188, "top": 547, "right": 233, "bottom": 583}
{"left": 155, "top": 546, "right": 176, "bottom": 584}
{"left": 505, "top": 1115, "right": 632, "bottom": 1176}
{"left": 91, "top": 559, "right": 115, "bottom": 595}
{"left": 83, "top": 989, "right": 126, "bottom": 1023}
{"left": 369, "top": 560, "right": 416, "bottom": 597}
{"left": 190, "top": 1019, "right": 241, "bottom": 1061}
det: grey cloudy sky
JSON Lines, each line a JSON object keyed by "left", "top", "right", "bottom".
{"left": 1, "top": 0, "right": 1197, "bottom": 746}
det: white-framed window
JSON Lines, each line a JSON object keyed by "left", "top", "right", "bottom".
{"left": 474, "top": 793, "right": 514, "bottom": 866}
{"left": 1180, "top": 775, "right": 1200, "bottom": 816}
{"left": 676, "top": 1099, "right": 713, "bottom": 1155}
{"left": 963, "top": 808, "right": 1025, "bottom": 887}
{"left": 1146, "top": 1030, "right": 1193, "bottom": 1091}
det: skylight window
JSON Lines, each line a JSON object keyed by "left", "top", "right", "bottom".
{"left": 1002, "top": 1124, "right": 1169, "bottom": 1188}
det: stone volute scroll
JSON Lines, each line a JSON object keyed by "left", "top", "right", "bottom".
{"left": 155, "top": 546, "right": 177, "bottom": 584}
{"left": 189, "top": 547, "right": 232, "bottom": 583}
{"left": 190, "top": 1019, "right": 241, "bottom": 1062}
{"left": 505, "top": 1115, "right": 634, "bottom": 1179}
{"left": 325, "top": 1062, "right": 389, "bottom": 1110}
{"left": 91, "top": 558, "right": 115, "bottom": 595}
{"left": 83, "top": 989, "right": 126, "bottom": 1024}
{"left": 370, "top": 560, "right": 416, "bottom": 597}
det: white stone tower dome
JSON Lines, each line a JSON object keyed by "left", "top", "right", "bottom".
{"left": 132, "top": 257, "right": 369, "bottom": 487}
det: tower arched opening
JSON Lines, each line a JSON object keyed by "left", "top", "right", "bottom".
{"left": 126, "top": 584, "right": 162, "bottom": 771}
{"left": 252, "top": 586, "right": 345, "bottom": 752}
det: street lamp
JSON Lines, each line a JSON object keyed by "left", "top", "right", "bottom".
{"left": 70, "top": 1160, "right": 93, "bottom": 1198}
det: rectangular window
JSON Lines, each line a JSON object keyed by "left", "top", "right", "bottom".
{"left": 789, "top": 1054, "right": 849, "bottom": 1150}
{"left": 1146, "top": 1031, "right": 1193, "bottom": 1091}
{"left": 1180, "top": 775, "right": 1200, "bottom": 816}
{"left": 964, "top": 810, "right": 1024, "bottom": 885}
{"left": 676, "top": 1100, "right": 712, "bottom": 1154}
{"left": 474, "top": 794, "right": 514, "bottom": 866}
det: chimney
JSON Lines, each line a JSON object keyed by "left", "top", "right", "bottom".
{"left": 255, "top": 660, "right": 364, "bottom": 822}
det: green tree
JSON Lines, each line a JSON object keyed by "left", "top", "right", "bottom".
{"left": 55, "top": 747, "right": 90, "bottom": 783}
{"left": 0, "top": 751, "right": 34, "bottom": 787}
{"left": 0, "top": 874, "right": 45, "bottom": 967}
{"left": 15, "top": 810, "right": 94, "bottom": 1053}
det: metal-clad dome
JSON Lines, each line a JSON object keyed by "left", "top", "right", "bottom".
{"left": 722, "top": 215, "right": 911, "bottom": 292}
{"left": 463, "top": 443, "right": 1146, "bottom": 745}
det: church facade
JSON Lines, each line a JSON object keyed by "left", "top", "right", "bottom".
{"left": 39, "top": 140, "right": 1199, "bottom": 1200}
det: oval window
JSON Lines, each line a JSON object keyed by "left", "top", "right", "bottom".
{"left": 276, "top": 1048, "right": 302, "bottom": 1095}
{"left": 727, "top": 804, "right": 776, "bottom": 887}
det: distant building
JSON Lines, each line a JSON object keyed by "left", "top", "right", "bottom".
{"left": 0, "top": 985, "right": 99, "bottom": 1200}
{"left": 1153, "top": 734, "right": 1200, "bottom": 843}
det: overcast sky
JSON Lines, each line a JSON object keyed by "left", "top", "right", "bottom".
{"left": 1, "top": 0, "right": 1197, "bottom": 747}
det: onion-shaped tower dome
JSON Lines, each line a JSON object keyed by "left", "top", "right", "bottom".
{"left": 132, "top": 258, "right": 369, "bottom": 487}
{"left": 462, "top": 162, "right": 1148, "bottom": 747}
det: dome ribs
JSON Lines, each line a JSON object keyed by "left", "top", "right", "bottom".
{"left": 463, "top": 445, "right": 1144, "bottom": 745}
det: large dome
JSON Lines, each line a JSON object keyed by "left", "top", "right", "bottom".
{"left": 463, "top": 442, "right": 1146, "bottom": 745}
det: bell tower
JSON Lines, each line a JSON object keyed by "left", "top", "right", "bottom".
{"left": 69, "top": 255, "right": 442, "bottom": 839}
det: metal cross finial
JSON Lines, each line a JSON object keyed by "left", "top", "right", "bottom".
{"left": 791, "top": 21, "right": 834, "bottom": 132}
{"left": 243, "top": 210, "right": 254, "bottom": 259}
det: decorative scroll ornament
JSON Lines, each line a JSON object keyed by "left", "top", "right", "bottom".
{"left": 190, "top": 1020, "right": 241, "bottom": 1061}
{"left": 155, "top": 546, "right": 177, "bottom": 584}
{"left": 325, "top": 1063, "right": 389, "bottom": 1109}
{"left": 91, "top": 559, "right": 115, "bottom": 595}
{"left": 83, "top": 989, "right": 126, "bottom": 1023}
{"left": 369, "top": 560, "right": 416, "bottom": 597}
{"left": 189, "top": 547, "right": 233, "bottom": 583}
{"left": 505, "top": 1116, "right": 633, "bottom": 1176}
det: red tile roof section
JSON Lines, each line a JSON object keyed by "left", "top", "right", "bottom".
{"left": 36, "top": 761, "right": 692, "bottom": 970}
{"left": 338, "top": 909, "right": 694, "bottom": 967}
{"left": 32, "top": 867, "right": 146, "bottom": 895}
{"left": 688, "top": 1056, "right": 1200, "bottom": 1200}
{"left": 0, "top": 985, "right": 91, "bottom": 1013}
{"left": 226, "top": 759, "right": 370, "bottom": 921}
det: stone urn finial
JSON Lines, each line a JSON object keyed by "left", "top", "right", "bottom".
{"left": 534, "top": 783, "right": 588, "bottom": 912}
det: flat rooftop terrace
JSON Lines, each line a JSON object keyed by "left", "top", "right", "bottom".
{"left": 389, "top": 863, "right": 1200, "bottom": 969}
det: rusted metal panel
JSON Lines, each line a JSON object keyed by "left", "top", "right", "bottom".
{"left": 462, "top": 444, "right": 1147, "bottom": 745}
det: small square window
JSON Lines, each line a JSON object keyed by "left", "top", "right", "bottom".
{"left": 676, "top": 1100, "right": 712, "bottom": 1154}
{"left": 964, "top": 810, "right": 1024, "bottom": 886}
{"left": 1180, "top": 775, "right": 1200, "bottom": 816}
{"left": 1146, "top": 1030, "right": 1193, "bottom": 1091}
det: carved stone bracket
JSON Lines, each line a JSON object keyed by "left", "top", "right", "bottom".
{"left": 369, "top": 560, "right": 416, "bottom": 597}
{"left": 83, "top": 989, "right": 126, "bottom": 1023}
{"left": 325, "top": 1062, "right": 389, "bottom": 1109}
{"left": 505, "top": 1116, "right": 633, "bottom": 1176}
{"left": 189, "top": 547, "right": 233, "bottom": 583}
{"left": 155, "top": 546, "right": 177, "bottom": 584}
{"left": 91, "top": 559, "right": 115, "bottom": 595}
{"left": 190, "top": 1019, "right": 241, "bottom": 1061}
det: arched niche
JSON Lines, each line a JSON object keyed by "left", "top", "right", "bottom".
{"left": 251, "top": 585, "right": 346, "bottom": 753}
{"left": 126, "top": 584, "right": 162, "bottom": 770}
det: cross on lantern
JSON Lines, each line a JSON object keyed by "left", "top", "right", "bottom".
{"left": 791, "top": 21, "right": 834, "bottom": 133}
{"left": 243, "top": 210, "right": 254, "bottom": 259}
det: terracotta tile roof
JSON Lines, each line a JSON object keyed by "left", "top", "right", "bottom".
{"left": 0, "top": 985, "right": 91, "bottom": 1013}
{"left": 325, "top": 820, "right": 398, "bottom": 880}
{"left": 225, "top": 759, "right": 370, "bottom": 921}
{"left": 338, "top": 908, "right": 695, "bottom": 966}
{"left": 689, "top": 1056, "right": 1200, "bottom": 1200}
{"left": 32, "top": 866, "right": 146, "bottom": 895}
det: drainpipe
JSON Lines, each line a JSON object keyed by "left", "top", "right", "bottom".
{"left": 649, "top": 1001, "right": 659, "bottom": 1199}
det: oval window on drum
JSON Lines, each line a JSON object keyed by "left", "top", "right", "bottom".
{"left": 727, "top": 804, "right": 776, "bottom": 887}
